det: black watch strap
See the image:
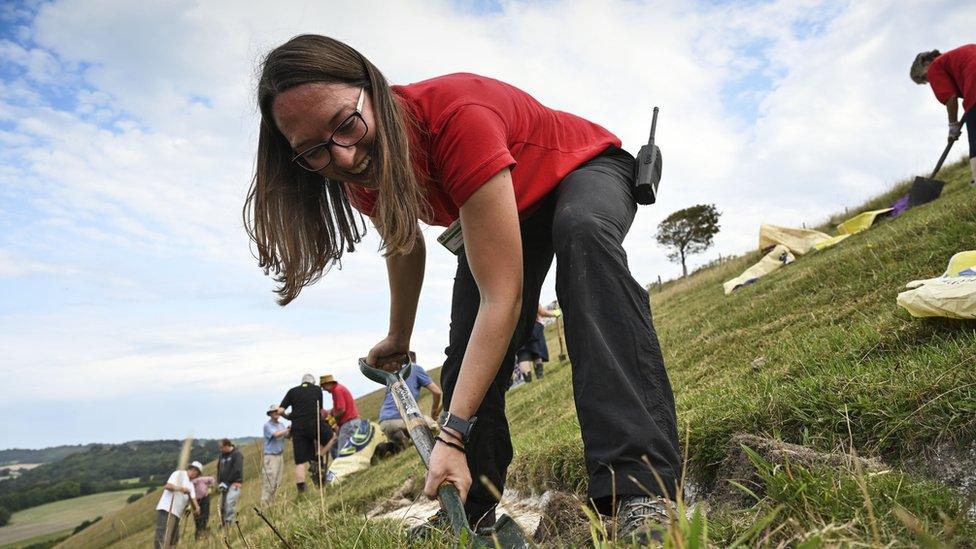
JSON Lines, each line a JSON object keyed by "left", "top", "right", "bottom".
{"left": 438, "top": 412, "right": 477, "bottom": 443}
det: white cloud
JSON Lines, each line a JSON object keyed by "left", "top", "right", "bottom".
{"left": 0, "top": 249, "right": 77, "bottom": 277}
{"left": 2, "top": 0, "right": 975, "bottom": 446}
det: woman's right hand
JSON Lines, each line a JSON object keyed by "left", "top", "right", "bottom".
{"left": 366, "top": 336, "right": 410, "bottom": 371}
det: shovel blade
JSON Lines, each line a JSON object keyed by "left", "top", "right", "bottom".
{"left": 909, "top": 176, "right": 945, "bottom": 207}
{"left": 460, "top": 514, "right": 529, "bottom": 549}
{"left": 482, "top": 514, "right": 530, "bottom": 549}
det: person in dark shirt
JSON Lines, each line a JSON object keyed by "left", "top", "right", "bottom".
{"left": 216, "top": 439, "right": 243, "bottom": 526}
{"left": 278, "top": 373, "right": 335, "bottom": 492}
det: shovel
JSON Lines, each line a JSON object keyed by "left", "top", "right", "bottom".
{"left": 909, "top": 138, "right": 956, "bottom": 207}
{"left": 359, "top": 358, "right": 529, "bottom": 548}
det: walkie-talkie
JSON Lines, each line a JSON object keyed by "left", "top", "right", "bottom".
{"left": 634, "top": 107, "right": 662, "bottom": 205}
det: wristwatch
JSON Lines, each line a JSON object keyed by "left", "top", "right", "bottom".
{"left": 438, "top": 411, "right": 477, "bottom": 443}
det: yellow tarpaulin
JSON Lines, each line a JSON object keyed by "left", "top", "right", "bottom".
{"left": 724, "top": 245, "right": 796, "bottom": 295}
{"left": 896, "top": 251, "right": 976, "bottom": 319}
{"left": 836, "top": 208, "right": 893, "bottom": 236}
{"left": 328, "top": 420, "right": 382, "bottom": 484}
{"left": 758, "top": 224, "right": 831, "bottom": 255}
{"left": 812, "top": 234, "right": 851, "bottom": 251}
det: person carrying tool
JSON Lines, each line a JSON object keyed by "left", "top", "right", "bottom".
{"left": 278, "top": 374, "right": 333, "bottom": 493}
{"left": 188, "top": 461, "right": 214, "bottom": 539}
{"left": 153, "top": 466, "right": 199, "bottom": 548}
{"left": 378, "top": 352, "right": 442, "bottom": 451}
{"left": 319, "top": 374, "right": 360, "bottom": 457}
{"left": 216, "top": 439, "right": 243, "bottom": 526}
{"left": 911, "top": 44, "right": 976, "bottom": 183}
{"left": 245, "top": 35, "right": 681, "bottom": 543}
{"left": 261, "top": 405, "right": 290, "bottom": 504}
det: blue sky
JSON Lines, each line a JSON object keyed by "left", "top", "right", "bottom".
{"left": 1, "top": 0, "right": 972, "bottom": 449}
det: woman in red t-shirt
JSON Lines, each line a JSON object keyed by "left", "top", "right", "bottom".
{"left": 244, "top": 34, "right": 680, "bottom": 543}
{"left": 911, "top": 45, "right": 976, "bottom": 182}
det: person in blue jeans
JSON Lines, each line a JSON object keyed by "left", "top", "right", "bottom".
{"left": 378, "top": 352, "right": 443, "bottom": 451}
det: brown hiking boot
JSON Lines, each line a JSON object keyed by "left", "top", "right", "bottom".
{"left": 616, "top": 496, "right": 673, "bottom": 544}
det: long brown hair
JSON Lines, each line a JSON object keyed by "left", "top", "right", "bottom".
{"left": 244, "top": 35, "right": 423, "bottom": 305}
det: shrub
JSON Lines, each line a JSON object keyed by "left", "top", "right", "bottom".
{"left": 71, "top": 516, "right": 102, "bottom": 535}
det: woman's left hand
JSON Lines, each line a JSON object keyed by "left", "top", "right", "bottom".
{"left": 423, "top": 436, "right": 471, "bottom": 502}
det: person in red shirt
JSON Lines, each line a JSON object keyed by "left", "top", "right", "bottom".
{"left": 320, "top": 374, "right": 360, "bottom": 458}
{"left": 911, "top": 45, "right": 976, "bottom": 183}
{"left": 245, "top": 35, "right": 680, "bottom": 543}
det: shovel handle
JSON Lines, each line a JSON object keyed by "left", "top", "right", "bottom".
{"left": 358, "top": 359, "right": 476, "bottom": 537}
{"left": 931, "top": 138, "right": 957, "bottom": 179}
{"left": 437, "top": 483, "right": 472, "bottom": 537}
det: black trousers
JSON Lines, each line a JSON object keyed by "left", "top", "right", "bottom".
{"left": 965, "top": 106, "right": 976, "bottom": 158}
{"left": 195, "top": 495, "right": 210, "bottom": 536}
{"left": 440, "top": 147, "right": 682, "bottom": 518}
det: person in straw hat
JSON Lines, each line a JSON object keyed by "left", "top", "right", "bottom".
{"left": 261, "top": 404, "right": 290, "bottom": 504}
{"left": 320, "top": 374, "right": 359, "bottom": 458}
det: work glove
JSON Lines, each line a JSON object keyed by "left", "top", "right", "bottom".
{"left": 949, "top": 122, "right": 963, "bottom": 141}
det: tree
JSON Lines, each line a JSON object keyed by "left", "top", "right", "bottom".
{"left": 656, "top": 204, "right": 721, "bottom": 277}
{"left": 0, "top": 506, "right": 10, "bottom": 526}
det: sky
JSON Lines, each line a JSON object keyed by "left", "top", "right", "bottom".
{"left": 1, "top": 0, "right": 973, "bottom": 449}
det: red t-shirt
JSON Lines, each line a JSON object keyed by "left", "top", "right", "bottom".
{"left": 347, "top": 73, "right": 620, "bottom": 227}
{"left": 928, "top": 44, "right": 976, "bottom": 113}
{"left": 329, "top": 383, "right": 359, "bottom": 426}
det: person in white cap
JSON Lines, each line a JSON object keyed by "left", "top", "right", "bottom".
{"left": 262, "top": 404, "right": 290, "bottom": 504}
{"left": 188, "top": 461, "right": 215, "bottom": 539}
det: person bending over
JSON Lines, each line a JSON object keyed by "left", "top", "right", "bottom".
{"left": 188, "top": 461, "right": 214, "bottom": 539}
{"left": 911, "top": 45, "right": 976, "bottom": 184}
{"left": 319, "top": 374, "right": 359, "bottom": 458}
{"left": 515, "top": 304, "right": 558, "bottom": 383}
{"left": 378, "top": 351, "right": 442, "bottom": 452}
{"left": 245, "top": 35, "right": 681, "bottom": 543}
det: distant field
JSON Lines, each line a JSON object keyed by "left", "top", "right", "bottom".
{"left": 1, "top": 464, "right": 41, "bottom": 472}
{"left": 0, "top": 488, "right": 144, "bottom": 548}
{"left": 0, "top": 464, "right": 42, "bottom": 483}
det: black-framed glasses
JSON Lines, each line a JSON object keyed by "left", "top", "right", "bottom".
{"left": 291, "top": 88, "right": 368, "bottom": 172}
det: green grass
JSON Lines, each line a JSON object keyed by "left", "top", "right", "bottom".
{"left": 62, "top": 160, "right": 976, "bottom": 547}
{"left": 710, "top": 448, "right": 974, "bottom": 546}
{"left": 2, "top": 528, "right": 72, "bottom": 549}
{"left": 0, "top": 489, "right": 144, "bottom": 548}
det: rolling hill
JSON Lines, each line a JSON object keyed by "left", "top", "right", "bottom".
{"left": 61, "top": 159, "right": 975, "bottom": 547}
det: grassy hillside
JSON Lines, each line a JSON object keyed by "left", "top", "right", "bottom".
{"left": 62, "top": 160, "right": 975, "bottom": 547}
{"left": 61, "top": 368, "right": 451, "bottom": 549}
{"left": 0, "top": 488, "right": 144, "bottom": 548}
